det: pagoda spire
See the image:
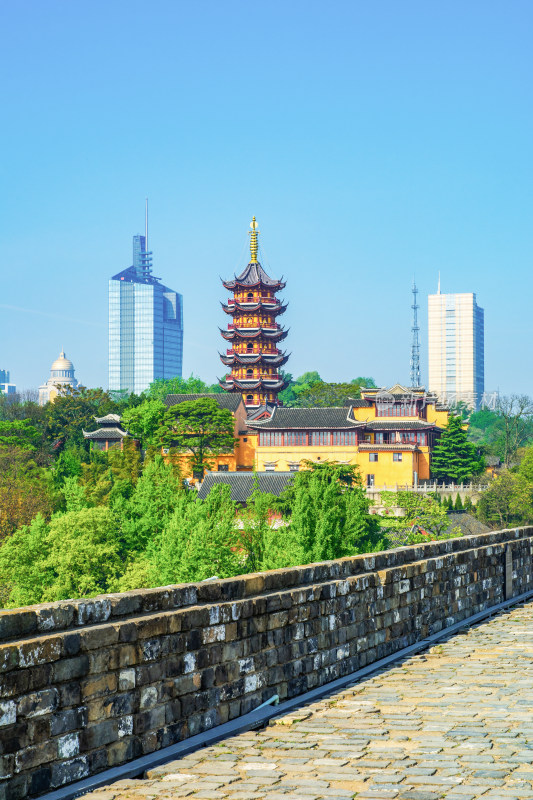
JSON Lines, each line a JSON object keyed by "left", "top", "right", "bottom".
{"left": 249, "top": 216, "right": 260, "bottom": 263}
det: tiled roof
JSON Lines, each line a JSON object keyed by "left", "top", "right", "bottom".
{"left": 234, "top": 262, "right": 282, "bottom": 287}
{"left": 364, "top": 420, "right": 437, "bottom": 430}
{"left": 247, "top": 406, "right": 364, "bottom": 430}
{"left": 83, "top": 427, "right": 128, "bottom": 440}
{"left": 164, "top": 393, "right": 243, "bottom": 412}
{"left": 94, "top": 414, "right": 121, "bottom": 424}
{"left": 197, "top": 471, "right": 295, "bottom": 502}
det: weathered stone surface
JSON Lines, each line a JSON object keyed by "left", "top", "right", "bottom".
{"left": 1, "top": 528, "right": 533, "bottom": 798}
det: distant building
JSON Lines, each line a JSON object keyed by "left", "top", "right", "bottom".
{"left": 109, "top": 204, "right": 183, "bottom": 396}
{"left": 39, "top": 350, "right": 78, "bottom": 405}
{"left": 428, "top": 289, "right": 484, "bottom": 410}
{"left": 83, "top": 414, "right": 131, "bottom": 451}
{"left": 219, "top": 217, "right": 288, "bottom": 410}
{"left": 0, "top": 370, "right": 16, "bottom": 395}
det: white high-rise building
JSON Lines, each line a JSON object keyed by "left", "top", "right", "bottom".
{"left": 428, "top": 289, "right": 484, "bottom": 410}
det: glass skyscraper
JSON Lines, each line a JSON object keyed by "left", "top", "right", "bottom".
{"left": 109, "top": 228, "right": 183, "bottom": 395}
{"left": 428, "top": 291, "right": 484, "bottom": 410}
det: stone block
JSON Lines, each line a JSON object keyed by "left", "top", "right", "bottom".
{"left": 52, "top": 654, "right": 89, "bottom": 682}
{"left": 18, "top": 637, "right": 62, "bottom": 668}
{"left": 0, "top": 701, "right": 16, "bottom": 727}
{"left": 15, "top": 740, "right": 56, "bottom": 772}
{"left": 59, "top": 681, "right": 81, "bottom": 707}
{"left": 50, "top": 707, "right": 87, "bottom": 736}
{"left": 133, "top": 704, "right": 165, "bottom": 734}
{"left": 81, "top": 672, "right": 117, "bottom": 700}
{"left": 17, "top": 688, "right": 59, "bottom": 718}
{"left": 79, "top": 624, "right": 119, "bottom": 652}
{"left": 0, "top": 611, "right": 36, "bottom": 642}
{"left": 57, "top": 732, "right": 80, "bottom": 759}
{"left": 51, "top": 756, "right": 89, "bottom": 788}
{"left": 81, "top": 719, "right": 118, "bottom": 749}
{"left": 29, "top": 765, "right": 51, "bottom": 794}
{"left": 118, "top": 668, "right": 136, "bottom": 690}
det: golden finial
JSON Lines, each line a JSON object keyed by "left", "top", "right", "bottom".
{"left": 249, "top": 216, "right": 260, "bottom": 263}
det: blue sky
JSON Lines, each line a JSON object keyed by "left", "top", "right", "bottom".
{"left": 1, "top": 0, "right": 532, "bottom": 395}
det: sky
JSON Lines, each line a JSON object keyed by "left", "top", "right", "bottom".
{"left": 1, "top": 0, "right": 532, "bottom": 396}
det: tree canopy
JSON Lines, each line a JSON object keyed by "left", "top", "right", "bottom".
{"left": 162, "top": 397, "right": 237, "bottom": 476}
{"left": 431, "top": 414, "right": 485, "bottom": 483}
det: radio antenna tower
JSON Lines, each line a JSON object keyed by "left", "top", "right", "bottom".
{"left": 410, "top": 279, "right": 421, "bottom": 387}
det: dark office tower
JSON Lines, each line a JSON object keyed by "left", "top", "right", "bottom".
{"left": 109, "top": 203, "right": 183, "bottom": 395}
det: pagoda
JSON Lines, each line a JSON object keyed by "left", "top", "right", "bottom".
{"left": 219, "top": 217, "right": 289, "bottom": 410}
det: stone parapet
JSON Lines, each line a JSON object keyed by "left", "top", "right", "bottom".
{"left": 1, "top": 526, "right": 532, "bottom": 798}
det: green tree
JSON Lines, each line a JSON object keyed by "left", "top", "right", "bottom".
{"left": 162, "top": 397, "right": 237, "bottom": 477}
{"left": 496, "top": 395, "right": 533, "bottom": 468}
{"left": 121, "top": 399, "right": 167, "bottom": 449}
{"left": 519, "top": 445, "right": 533, "bottom": 483}
{"left": 380, "top": 491, "right": 459, "bottom": 540}
{"left": 454, "top": 494, "right": 464, "bottom": 511}
{"left": 0, "top": 445, "right": 53, "bottom": 541}
{"left": 0, "top": 515, "right": 52, "bottom": 607}
{"left": 0, "top": 419, "right": 42, "bottom": 450}
{"left": 431, "top": 414, "right": 485, "bottom": 483}
{"left": 146, "top": 375, "right": 223, "bottom": 401}
{"left": 238, "top": 486, "right": 301, "bottom": 572}
{"left": 147, "top": 485, "right": 242, "bottom": 584}
{"left": 44, "top": 387, "right": 118, "bottom": 448}
{"left": 119, "top": 455, "right": 184, "bottom": 552}
{"left": 280, "top": 463, "right": 383, "bottom": 562}
{"left": 41, "top": 507, "right": 123, "bottom": 601}
{"left": 477, "top": 472, "right": 533, "bottom": 529}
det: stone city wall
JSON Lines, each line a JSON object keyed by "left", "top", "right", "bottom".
{"left": 1, "top": 526, "right": 532, "bottom": 799}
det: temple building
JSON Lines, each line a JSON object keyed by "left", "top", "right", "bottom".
{"left": 39, "top": 350, "right": 78, "bottom": 405}
{"left": 219, "top": 217, "right": 288, "bottom": 410}
{"left": 83, "top": 414, "right": 131, "bottom": 451}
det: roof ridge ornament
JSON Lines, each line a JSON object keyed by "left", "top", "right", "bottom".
{"left": 249, "top": 216, "right": 260, "bottom": 263}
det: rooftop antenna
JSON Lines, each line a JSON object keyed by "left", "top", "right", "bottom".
{"left": 145, "top": 198, "right": 148, "bottom": 251}
{"left": 410, "top": 279, "right": 421, "bottom": 388}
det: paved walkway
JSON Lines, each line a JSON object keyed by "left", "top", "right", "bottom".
{"left": 85, "top": 601, "right": 533, "bottom": 800}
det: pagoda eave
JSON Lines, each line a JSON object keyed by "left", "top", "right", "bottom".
{"left": 222, "top": 378, "right": 288, "bottom": 392}
{"left": 219, "top": 352, "right": 289, "bottom": 367}
{"left": 222, "top": 279, "right": 286, "bottom": 292}
{"left": 221, "top": 301, "right": 287, "bottom": 315}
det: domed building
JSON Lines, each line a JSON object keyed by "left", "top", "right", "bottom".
{"left": 39, "top": 350, "right": 79, "bottom": 405}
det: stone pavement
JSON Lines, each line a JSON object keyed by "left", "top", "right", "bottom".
{"left": 84, "top": 600, "right": 533, "bottom": 800}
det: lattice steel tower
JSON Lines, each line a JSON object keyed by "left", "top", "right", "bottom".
{"left": 410, "top": 280, "right": 421, "bottom": 387}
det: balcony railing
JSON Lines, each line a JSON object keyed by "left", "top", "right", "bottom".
{"left": 227, "top": 323, "right": 280, "bottom": 330}
{"left": 225, "top": 349, "right": 278, "bottom": 356}
{"left": 227, "top": 297, "right": 278, "bottom": 305}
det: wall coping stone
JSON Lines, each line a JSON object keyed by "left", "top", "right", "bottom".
{"left": 0, "top": 526, "right": 528, "bottom": 645}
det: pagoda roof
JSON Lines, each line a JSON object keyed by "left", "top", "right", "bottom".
{"left": 219, "top": 352, "right": 289, "bottom": 367}
{"left": 83, "top": 427, "right": 129, "bottom": 440}
{"left": 94, "top": 413, "right": 122, "bottom": 425}
{"left": 247, "top": 406, "right": 365, "bottom": 430}
{"left": 221, "top": 301, "right": 287, "bottom": 315}
{"left": 220, "top": 327, "right": 288, "bottom": 342}
{"left": 220, "top": 378, "right": 287, "bottom": 392}
{"left": 222, "top": 261, "right": 285, "bottom": 290}
{"left": 164, "top": 393, "right": 244, "bottom": 412}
